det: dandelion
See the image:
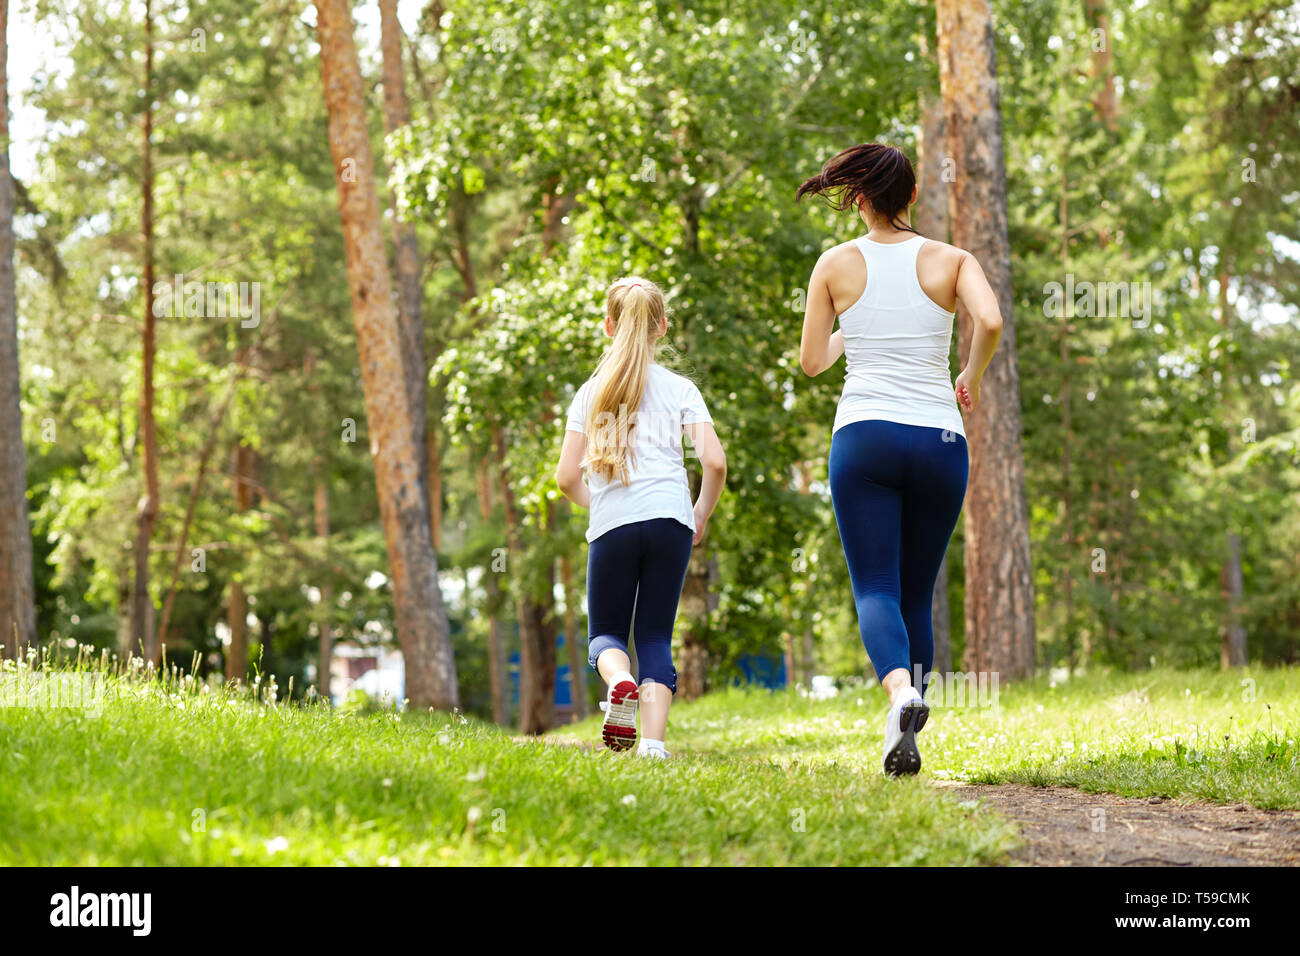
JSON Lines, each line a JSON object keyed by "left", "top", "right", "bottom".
{"left": 264, "top": 836, "right": 289, "bottom": 854}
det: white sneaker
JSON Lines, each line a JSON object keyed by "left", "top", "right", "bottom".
{"left": 881, "top": 688, "right": 929, "bottom": 777}
{"left": 599, "top": 677, "right": 639, "bottom": 752}
{"left": 637, "top": 743, "right": 671, "bottom": 759}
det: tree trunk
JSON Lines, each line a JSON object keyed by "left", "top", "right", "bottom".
{"left": 315, "top": 0, "right": 458, "bottom": 710}
{"left": 304, "top": 348, "right": 335, "bottom": 701}
{"left": 914, "top": 89, "right": 950, "bottom": 243}
{"left": 936, "top": 0, "right": 1037, "bottom": 681}
{"left": 541, "top": 180, "right": 576, "bottom": 256}
{"left": 493, "top": 429, "right": 555, "bottom": 733}
{"left": 0, "top": 0, "right": 36, "bottom": 661}
{"left": 1217, "top": 268, "right": 1247, "bottom": 668}
{"left": 428, "top": 426, "right": 442, "bottom": 549}
{"left": 1083, "top": 0, "right": 1118, "bottom": 131}
{"left": 915, "top": 87, "right": 952, "bottom": 678}
{"left": 315, "top": 470, "right": 334, "bottom": 700}
{"left": 800, "top": 627, "right": 815, "bottom": 685}
{"left": 224, "top": 442, "right": 254, "bottom": 683}
{"left": 1220, "top": 532, "right": 1247, "bottom": 667}
{"left": 256, "top": 608, "right": 274, "bottom": 689}
{"left": 475, "top": 457, "right": 507, "bottom": 725}
{"left": 378, "top": 0, "right": 429, "bottom": 508}
{"left": 115, "top": 573, "right": 132, "bottom": 660}
{"left": 517, "top": 577, "right": 557, "bottom": 734}
{"left": 132, "top": 0, "right": 160, "bottom": 664}
{"left": 676, "top": 547, "right": 710, "bottom": 701}
{"left": 560, "top": 554, "right": 585, "bottom": 720}
{"left": 1057, "top": 59, "right": 1076, "bottom": 673}
{"left": 931, "top": 555, "right": 952, "bottom": 676}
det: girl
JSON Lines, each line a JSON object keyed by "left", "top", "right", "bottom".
{"left": 555, "top": 277, "right": 726, "bottom": 758}
{"left": 796, "top": 143, "right": 1004, "bottom": 776}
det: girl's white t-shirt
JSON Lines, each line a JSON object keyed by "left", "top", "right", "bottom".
{"left": 565, "top": 364, "right": 712, "bottom": 542}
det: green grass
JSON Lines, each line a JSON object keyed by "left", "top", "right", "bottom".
{"left": 0, "top": 663, "right": 1294, "bottom": 865}
{"left": 554, "top": 667, "right": 1300, "bottom": 811}
{"left": 929, "top": 668, "right": 1300, "bottom": 809}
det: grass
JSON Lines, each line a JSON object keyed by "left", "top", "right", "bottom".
{"left": 929, "top": 668, "right": 1300, "bottom": 809}
{"left": 553, "top": 667, "right": 1300, "bottom": 810}
{"left": 0, "top": 655, "right": 1295, "bottom": 865}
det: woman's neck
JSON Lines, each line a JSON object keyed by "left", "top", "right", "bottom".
{"left": 863, "top": 209, "right": 913, "bottom": 240}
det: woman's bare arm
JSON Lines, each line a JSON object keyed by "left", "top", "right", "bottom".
{"left": 799, "top": 254, "right": 845, "bottom": 377}
{"left": 953, "top": 252, "right": 1003, "bottom": 411}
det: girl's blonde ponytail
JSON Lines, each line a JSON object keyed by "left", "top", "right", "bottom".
{"left": 583, "top": 277, "right": 666, "bottom": 485}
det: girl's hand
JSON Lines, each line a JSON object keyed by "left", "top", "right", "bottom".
{"left": 955, "top": 368, "right": 981, "bottom": 412}
{"left": 692, "top": 503, "right": 709, "bottom": 546}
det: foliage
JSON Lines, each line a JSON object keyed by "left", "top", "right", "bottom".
{"left": 11, "top": 0, "right": 1299, "bottom": 717}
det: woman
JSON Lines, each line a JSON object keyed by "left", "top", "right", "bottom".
{"left": 555, "top": 277, "right": 727, "bottom": 757}
{"left": 796, "top": 143, "right": 1003, "bottom": 777}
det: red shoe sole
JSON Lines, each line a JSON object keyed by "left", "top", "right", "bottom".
{"left": 601, "top": 680, "right": 639, "bottom": 752}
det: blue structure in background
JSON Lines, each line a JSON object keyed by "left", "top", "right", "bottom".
{"left": 736, "top": 653, "right": 787, "bottom": 689}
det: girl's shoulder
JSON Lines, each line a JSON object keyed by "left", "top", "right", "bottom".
{"left": 649, "top": 362, "right": 701, "bottom": 394}
{"left": 566, "top": 375, "right": 596, "bottom": 413}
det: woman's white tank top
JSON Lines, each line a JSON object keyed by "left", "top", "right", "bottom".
{"left": 832, "top": 234, "right": 965, "bottom": 438}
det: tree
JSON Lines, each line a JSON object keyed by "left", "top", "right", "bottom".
{"left": 936, "top": 0, "right": 1036, "bottom": 680}
{"left": 131, "top": 0, "right": 160, "bottom": 663}
{"left": 378, "top": 0, "right": 429, "bottom": 520}
{"left": 0, "top": 0, "right": 35, "bottom": 660}
{"left": 225, "top": 442, "right": 255, "bottom": 680}
{"left": 314, "top": 0, "right": 457, "bottom": 710}
{"left": 474, "top": 459, "right": 508, "bottom": 723}
{"left": 914, "top": 83, "right": 953, "bottom": 677}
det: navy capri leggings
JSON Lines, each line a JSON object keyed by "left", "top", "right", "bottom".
{"left": 829, "top": 419, "right": 968, "bottom": 695}
{"left": 586, "top": 517, "right": 693, "bottom": 694}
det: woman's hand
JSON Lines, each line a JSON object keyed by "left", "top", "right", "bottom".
{"left": 955, "top": 368, "right": 981, "bottom": 412}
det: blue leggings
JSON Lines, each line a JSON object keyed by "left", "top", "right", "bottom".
{"left": 829, "top": 420, "right": 968, "bottom": 694}
{"left": 586, "top": 517, "right": 693, "bottom": 694}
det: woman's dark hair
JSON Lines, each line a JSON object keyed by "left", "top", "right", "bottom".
{"left": 796, "top": 143, "right": 917, "bottom": 233}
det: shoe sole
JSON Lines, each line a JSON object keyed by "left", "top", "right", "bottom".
{"left": 883, "top": 700, "right": 930, "bottom": 777}
{"left": 601, "top": 679, "right": 639, "bottom": 752}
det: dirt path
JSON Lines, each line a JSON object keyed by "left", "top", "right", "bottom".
{"left": 936, "top": 782, "right": 1300, "bottom": 866}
